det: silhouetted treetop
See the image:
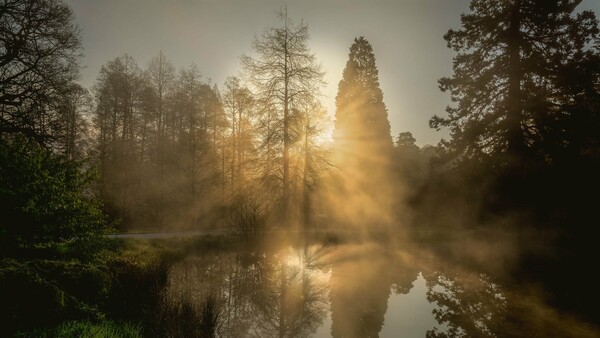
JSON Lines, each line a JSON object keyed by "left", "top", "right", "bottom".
{"left": 335, "top": 36, "right": 392, "bottom": 151}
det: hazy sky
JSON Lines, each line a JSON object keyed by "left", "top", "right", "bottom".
{"left": 66, "top": 0, "right": 600, "bottom": 146}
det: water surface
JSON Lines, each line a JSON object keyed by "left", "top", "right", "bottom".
{"left": 164, "top": 238, "right": 598, "bottom": 337}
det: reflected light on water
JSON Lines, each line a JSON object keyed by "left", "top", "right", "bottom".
{"left": 162, "top": 239, "right": 599, "bottom": 337}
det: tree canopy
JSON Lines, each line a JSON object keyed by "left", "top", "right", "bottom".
{"left": 431, "top": 0, "right": 600, "bottom": 166}
{"left": 0, "top": 0, "right": 82, "bottom": 145}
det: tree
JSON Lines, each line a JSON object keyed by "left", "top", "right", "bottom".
{"left": 222, "top": 76, "right": 254, "bottom": 194}
{"left": 431, "top": 0, "right": 600, "bottom": 166}
{"left": 93, "top": 54, "right": 145, "bottom": 217}
{"left": 332, "top": 37, "right": 394, "bottom": 225}
{"left": 146, "top": 51, "right": 175, "bottom": 167}
{"left": 394, "top": 132, "right": 418, "bottom": 153}
{"left": 292, "top": 99, "right": 331, "bottom": 226}
{"left": 242, "top": 8, "right": 324, "bottom": 223}
{"left": 55, "top": 83, "right": 93, "bottom": 160}
{"left": 0, "top": 0, "right": 82, "bottom": 145}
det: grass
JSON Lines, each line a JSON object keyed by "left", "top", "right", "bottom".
{"left": 17, "top": 320, "right": 142, "bottom": 338}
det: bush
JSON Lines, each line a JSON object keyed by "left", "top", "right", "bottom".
{"left": 225, "top": 194, "right": 269, "bottom": 241}
{"left": 0, "top": 136, "right": 110, "bottom": 253}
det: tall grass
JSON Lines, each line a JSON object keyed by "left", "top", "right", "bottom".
{"left": 155, "top": 295, "right": 222, "bottom": 338}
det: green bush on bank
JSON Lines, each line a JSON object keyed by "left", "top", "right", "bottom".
{"left": 0, "top": 136, "right": 111, "bottom": 254}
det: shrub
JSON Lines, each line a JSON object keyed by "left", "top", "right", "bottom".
{"left": 0, "top": 136, "right": 110, "bottom": 253}
{"left": 225, "top": 194, "right": 269, "bottom": 241}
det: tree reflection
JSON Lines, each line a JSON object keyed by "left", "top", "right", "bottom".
{"left": 327, "top": 243, "right": 419, "bottom": 338}
{"left": 423, "top": 268, "right": 507, "bottom": 338}
{"left": 165, "top": 241, "right": 431, "bottom": 337}
{"left": 166, "top": 244, "right": 329, "bottom": 337}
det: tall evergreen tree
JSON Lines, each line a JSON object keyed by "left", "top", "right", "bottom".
{"left": 333, "top": 37, "right": 394, "bottom": 225}
{"left": 431, "top": 0, "right": 600, "bottom": 166}
{"left": 334, "top": 37, "right": 393, "bottom": 163}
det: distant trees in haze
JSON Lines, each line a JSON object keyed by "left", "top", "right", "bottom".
{"left": 93, "top": 53, "right": 225, "bottom": 227}
{"left": 91, "top": 10, "right": 329, "bottom": 229}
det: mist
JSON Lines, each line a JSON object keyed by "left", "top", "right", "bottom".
{"left": 2, "top": 0, "right": 600, "bottom": 337}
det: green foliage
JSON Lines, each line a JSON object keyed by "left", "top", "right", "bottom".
{"left": 0, "top": 238, "right": 190, "bottom": 336}
{"left": 18, "top": 320, "right": 142, "bottom": 338}
{"left": 0, "top": 258, "right": 111, "bottom": 335}
{"left": 0, "top": 137, "right": 109, "bottom": 252}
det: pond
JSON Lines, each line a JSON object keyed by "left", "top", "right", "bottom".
{"left": 162, "top": 237, "right": 598, "bottom": 337}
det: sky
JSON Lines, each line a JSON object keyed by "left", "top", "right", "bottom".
{"left": 66, "top": 0, "right": 600, "bottom": 146}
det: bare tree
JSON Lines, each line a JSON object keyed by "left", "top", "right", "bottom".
{"left": 223, "top": 76, "right": 254, "bottom": 194}
{"left": 242, "top": 8, "right": 324, "bottom": 223}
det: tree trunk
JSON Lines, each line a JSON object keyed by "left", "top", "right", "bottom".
{"left": 283, "top": 29, "right": 290, "bottom": 225}
{"left": 506, "top": 0, "right": 525, "bottom": 163}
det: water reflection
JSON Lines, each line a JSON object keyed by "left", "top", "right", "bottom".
{"left": 423, "top": 268, "right": 506, "bottom": 337}
{"left": 167, "top": 244, "right": 330, "bottom": 337}
{"left": 163, "top": 239, "right": 598, "bottom": 337}
{"left": 328, "top": 243, "right": 418, "bottom": 337}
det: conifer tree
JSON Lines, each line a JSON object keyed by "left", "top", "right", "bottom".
{"left": 333, "top": 37, "right": 394, "bottom": 225}
{"left": 335, "top": 37, "right": 393, "bottom": 161}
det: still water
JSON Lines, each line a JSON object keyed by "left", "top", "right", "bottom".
{"left": 164, "top": 238, "right": 598, "bottom": 337}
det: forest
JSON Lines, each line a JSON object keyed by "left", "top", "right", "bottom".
{"left": 1, "top": 0, "right": 600, "bottom": 337}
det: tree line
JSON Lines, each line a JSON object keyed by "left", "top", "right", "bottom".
{"left": 2, "top": 0, "right": 600, "bottom": 234}
{"left": 91, "top": 13, "right": 330, "bottom": 229}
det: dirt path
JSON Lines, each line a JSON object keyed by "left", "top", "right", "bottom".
{"left": 108, "top": 229, "right": 224, "bottom": 239}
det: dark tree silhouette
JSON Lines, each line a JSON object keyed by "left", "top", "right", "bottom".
{"left": 0, "top": 0, "right": 82, "bottom": 145}
{"left": 395, "top": 132, "right": 419, "bottom": 153}
{"left": 431, "top": 0, "right": 600, "bottom": 166}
